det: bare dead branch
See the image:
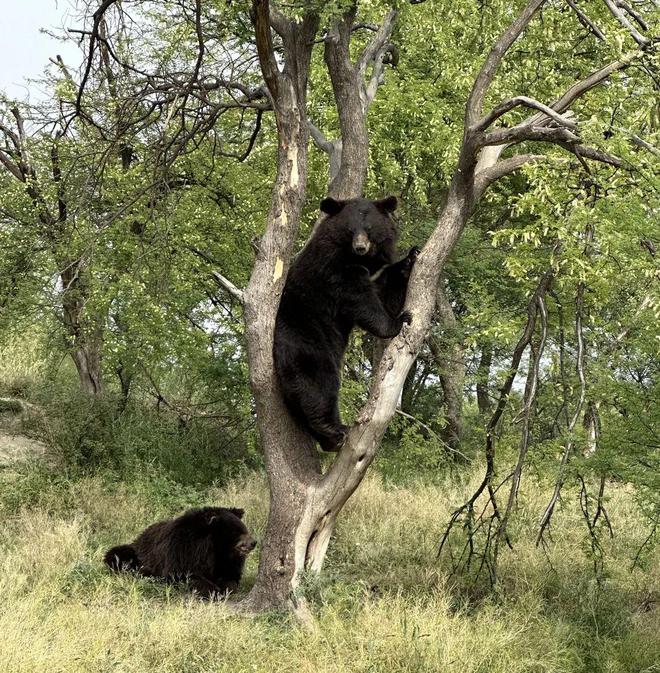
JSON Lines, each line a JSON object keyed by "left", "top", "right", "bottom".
{"left": 466, "top": 0, "right": 547, "bottom": 126}
{"left": 604, "top": 0, "right": 651, "bottom": 46}
{"left": 188, "top": 246, "right": 245, "bottom": 304}
{"left": 475, "top": 96, "right": 580, "bottom": 132}
{"left": 528, "top": 55, "right": 638, "bottom": 125}
{"left": 493, "top": 292, "right": 548, "bottom": 578}
{"left": 211, "top": 271, "right": 246, "bottom": 304}
{"left": 562, "top": 142, "right": 623, "bottom": 167}
{"left": 537, "top": 231, "right": 590, "bottom": 545}
{"left": 482, "top": 125, "right": 581, "bottom": 147}
{"left": 474, "top": 154, "right": 546, "bottom": 198}
{"left": 438, "top": 267, "right": 555, "bottom": 579}
{"left": 564, "top": 0, "right": 606, "bottom": 40}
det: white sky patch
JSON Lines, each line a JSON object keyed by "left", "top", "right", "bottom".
{"left": 0, "top": 0, "right": 81, "bottom": 101}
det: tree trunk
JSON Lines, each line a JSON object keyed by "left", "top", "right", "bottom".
{"left": 476, "top": 343, "right": 493, "bottom": 416}
{"left": 430, "top": 284, "right": 465, "bottom": 456}
{"left": 324, "top": 6, "right": 369, "bottom": 199}
{"left": 400, "top": 358, "right": 418, "bottom": 414}
{"left": 61, "top": 260, "right": 104, "bottom": 396}
{"left": 241, "top": 0, "right": 627, "bottom": 613}
{"left": 241, "top": 4, "right": 322, "bottom": 614}
{"left": 70, "top": 342, "right": 104, "bottom": 396}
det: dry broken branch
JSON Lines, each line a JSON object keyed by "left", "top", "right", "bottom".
{"left": 475, "top": 96, "right": 580, "bottom": 132}
{"left": 466, "top": 0, "right": 548, "bottom": 126}
{"left": 564, "top": 0, "right": 606, "bottom": 40}
{"left": 604, "top": 0, "right": 651, "bottom": 46}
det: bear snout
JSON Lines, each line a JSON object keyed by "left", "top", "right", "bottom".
{"left": 236, "top": 534, "right": 257, "bottom": 555}
{"left": 352, "top": 232, "right": 371, "bottom": 255}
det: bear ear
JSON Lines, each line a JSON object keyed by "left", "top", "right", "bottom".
{"left": 228, "top": 507, "right": 244, "bottom": 519}
{"left": 320, "top": 197, "right": 345, "bottom": 216}
{"left": 376, "top": 195, "right": 398, "bottom": 213}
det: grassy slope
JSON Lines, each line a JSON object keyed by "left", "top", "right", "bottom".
{"left": 0, "top": 463, "right": 658, "bottom": 673}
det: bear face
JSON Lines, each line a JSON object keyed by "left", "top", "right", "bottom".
{"left": 198, "top": 506, "right": 257, "bottom": 557}
{"left": 317, "top": 196, "right": 398, "bottom": 272}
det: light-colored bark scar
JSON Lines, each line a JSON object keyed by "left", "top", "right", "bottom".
{"left": 289, "top": 145, "right": 299, "bottom": 188}
{"left": 273, "top": 257, "right": 284, "bottom": 281}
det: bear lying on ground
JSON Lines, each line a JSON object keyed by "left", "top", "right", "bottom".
{"left": 104, "top": 506, "right": 257, "bottom": 598}
{"left": 274, "top": 195, "right": 419, "bottom": 452}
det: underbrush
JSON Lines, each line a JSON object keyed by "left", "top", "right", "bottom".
{"left": 0, "top": 460, "right": 657, "bottom": 673}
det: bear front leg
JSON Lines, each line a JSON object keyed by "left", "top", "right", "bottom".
{"left": 190, "top": 575, "right": 230, "bottom": 600}
{"left": 375, "top": 246, "right": 420, "bottom": 318}
{"left": 344, "top": 266, "right": 412, "bottom": 339}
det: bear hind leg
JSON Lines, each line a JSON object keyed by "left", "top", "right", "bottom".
{"left": 297, "top": 387, "right": 347, "bottom": 452}
{"left": 289, "top": 380, "right": 347, "bottom": 452}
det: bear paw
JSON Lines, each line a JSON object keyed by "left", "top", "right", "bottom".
{"left": 408, "top": 246, "right": 421, "bottom": 260}
{"left": 319, "top": 425, "right": 348, "bottom": 453}
{"left": 400, "top": 310, "right": 413, "bottom": 326}
{"left": 400, "top": 247, "right": 420, "bottom": 277}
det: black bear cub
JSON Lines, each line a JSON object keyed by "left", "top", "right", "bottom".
{"left": 274, "top": 195, "right": 419, "bottom": 452}
{"left": 104, "top": 506, "right": 257, "bottom": 598}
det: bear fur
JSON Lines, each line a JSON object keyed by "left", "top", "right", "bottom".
{"left": 273, "top": 195, "right": 418, "bottom": 452}
{"left": 104, "top": 506, "right": 257, "bottom": 598}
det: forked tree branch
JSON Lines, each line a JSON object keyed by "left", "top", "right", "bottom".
{"left": 604, "top": 0, "right": 651, "bottom": 46}
{"left": 473, "top": 54, "right": 637, "bottom": 184}
{"left": 311, "top": 5, "right": 399, "bottom": 195}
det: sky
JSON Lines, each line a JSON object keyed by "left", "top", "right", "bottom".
{"left": 0, "top": 0, "right": 81, "bottom": 101}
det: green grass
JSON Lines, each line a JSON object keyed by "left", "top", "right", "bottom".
{"left": 0, "top": 461, "right": 658, "bottom": 673}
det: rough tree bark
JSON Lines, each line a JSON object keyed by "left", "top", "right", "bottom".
{"left": 240, "top": 2, "right": 321, "bottom": 616}
{"left": 310, "top": 6, "right": 398, "bottom": 198}
{"left": 61, "top": 259, "right": 105, "bottom": 397}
